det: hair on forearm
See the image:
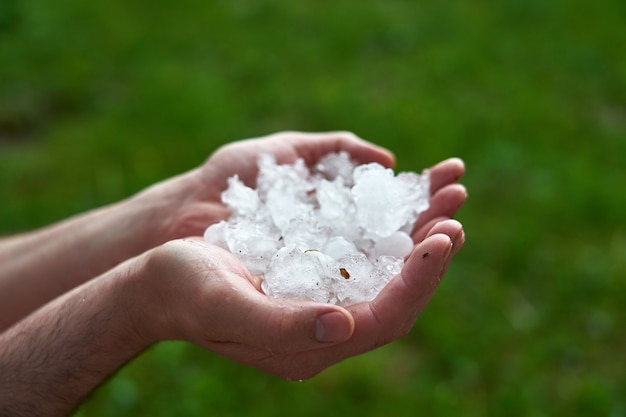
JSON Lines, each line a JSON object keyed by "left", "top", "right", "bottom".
{"left": 0, "top": 276, "right": 146, "bottom": 417}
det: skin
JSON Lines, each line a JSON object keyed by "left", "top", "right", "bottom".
{"left": 0, "top": 131, "right": 466, "bottom": 416}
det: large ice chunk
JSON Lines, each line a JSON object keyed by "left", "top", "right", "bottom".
{"left": 352, "top": 163, "right": 430, "bottom": 239}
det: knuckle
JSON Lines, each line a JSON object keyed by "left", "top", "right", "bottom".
{"left": 146, "top": 240, "right": 183, "bottom": 271}
{"left": 336, "top": 130, "right": 358, "bottom": 139}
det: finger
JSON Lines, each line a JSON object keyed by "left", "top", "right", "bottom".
{"left": 412, "top": 216, "right": 452, "bottom": 244}
{"left": 412, "top": 184, "right": 467, "bottom": 240}
{"left": 198, "top": 289, "right": 355, "bottom": 355}
{"left": 423, "top": 219, "right": 464, "bottom": 241}
{"left": 212, "top": 132, "right": 396, "bottom": 189}
{"left": 428, "top": 157, "right": 465, "bottom": 194}
{"left": 284, "top": 131, "right": 396, "bottom": 168}
{"left": 426, "top": 220, "right": 465, "bottom": 278}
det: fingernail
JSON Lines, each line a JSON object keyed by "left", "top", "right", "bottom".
{"left": 315, "top": 312, "right": 352, "bottom": 343}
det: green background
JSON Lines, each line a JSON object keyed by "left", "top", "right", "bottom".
{"left": 1, "top": 0, "right": 625, "bottom": 415}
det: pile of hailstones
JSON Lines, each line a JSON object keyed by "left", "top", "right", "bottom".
{"left": 203, "top": 152, "right": 430, "bottom": 307}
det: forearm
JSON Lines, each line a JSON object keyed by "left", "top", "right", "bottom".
{"left": 0, "top": 170, "right": 199, "bottom": 331}
{"left": 0, "top": 198, "right": 154, "bottom": 330}
{"left": 0, "top": 256, "right": 155, "bottom": 417}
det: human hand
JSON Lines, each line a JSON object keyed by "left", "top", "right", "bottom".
{"left": 140, "top": 217, "right": 464, "bottom": 381}
{"left": 137, "top": 131, "right": 465, "bottom": 245}
{"left": 139, "top": 131, "right": 395, "bottom": 241}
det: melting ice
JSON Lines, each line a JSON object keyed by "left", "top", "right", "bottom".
{"left": 204, "top": 152, "right": 430, "bottom": 306}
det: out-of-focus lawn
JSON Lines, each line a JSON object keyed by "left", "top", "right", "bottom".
{"left": 1, "top": 0, "right": 625, "bottom": 415}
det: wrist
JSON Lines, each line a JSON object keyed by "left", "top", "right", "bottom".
{"left": 0, "top": 258, "right": 159, "bottom": 415}
{"left": 127, "top": 169, "right": 213, "bottom": 243}
{"left": 111, "top": 253, "right": 168, "bottom": 347}
{"left": 135, "top": 239, "right": 229, "bottom": 344}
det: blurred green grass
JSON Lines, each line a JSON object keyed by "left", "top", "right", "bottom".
{"left": 1, "top": 0, "right": 625, "bottom": 415}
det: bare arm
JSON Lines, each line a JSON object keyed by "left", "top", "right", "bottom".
{"left": 0, "top": 217, "right": 464, "bottom": 416}
{"left": 0, "top": 256, "right": 154, "bottom": 417}
{"left": 0, "top": 131, "right": 398, "bottom": 331}
{"left": 0, "top": 128, "right": 466, "bottom": 416}
{"left": 0, "top": 132, "right": 466, "bottom": 413}
{"left": 0, "top": 188, "right": 176, "bottom": 331}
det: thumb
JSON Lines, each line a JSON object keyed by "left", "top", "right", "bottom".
{"left": 204, "top": 293, "right": 355, "bottom": 354}
{"left": 257, "top": 299, "right": 356, "bottom": 352}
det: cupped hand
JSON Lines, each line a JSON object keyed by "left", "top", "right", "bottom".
{"left": 146, "top": 131, "right": 466, "bottom": 244}
{"left": 199, "top": 131, "right": 396, "bottom": 196}
{"left": 143, "top": 218, "right": 464, "bottom": 381}
{"left": 137, "top": 131, "right": 394, "bottom": 242}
